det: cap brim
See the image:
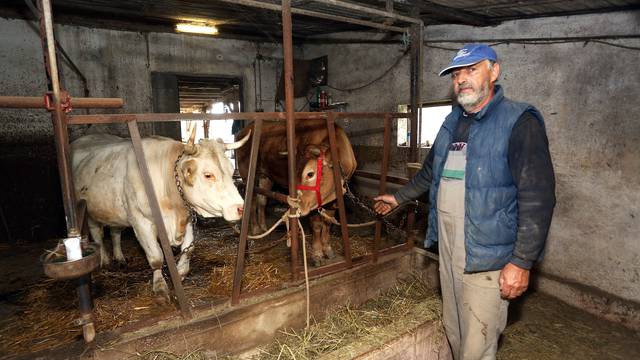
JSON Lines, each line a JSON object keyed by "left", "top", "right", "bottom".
{"left": 438, "top": 59, "right": 484, "bottom": 77}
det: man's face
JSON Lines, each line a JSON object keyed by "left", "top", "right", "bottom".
{"left": 451, "top": 60, "right": 500, "bottom": 113}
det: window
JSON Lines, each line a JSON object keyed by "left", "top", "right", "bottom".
{"left": 397, "top": 102, "right": 452, "bottom": 148}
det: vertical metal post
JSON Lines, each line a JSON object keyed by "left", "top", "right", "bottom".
{"left": 281, "top": 0, "right": 300, "bottom": 281}
{"left": 409, "top": 22, "right": 423, "bottom": 164}
{"left": 326, "top": 113, "right": 351, "bottom": 267}
{"left": 40, "top": 0, "right": 78, "bottom": 236}
{"left": 127, "top": 120, "right": 192, "bottom": 318}
{"left": 232, "top": 119, "right": 263, "bottom": 305}
{"left": 373, "top": 114, "right": 392, "bottom": 262}
{"left": 40, "top": 0, "right": 95, "bottom": 343}
{"left": 408, "top": 22, "right": 423, "bottom": 251}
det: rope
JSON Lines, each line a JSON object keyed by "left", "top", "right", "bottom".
{"left": 318, "top": 208, "right": 377, "bottom": 228}
{"left": 290, "top": 209, "right": 310, "bottom": 329}
{"left": 247, "top": 194, "right": 309, "bottom": 328}
{"left": 246, "top": 212, "right": 288, "bottom": 240}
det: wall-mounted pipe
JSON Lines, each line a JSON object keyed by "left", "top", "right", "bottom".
{"left": 0, "top": 96, "right": 124, "bottom": 109}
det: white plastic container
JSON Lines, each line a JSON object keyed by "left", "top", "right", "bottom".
{"left": 63, "top": 236, "right": 83, "bottom": 261}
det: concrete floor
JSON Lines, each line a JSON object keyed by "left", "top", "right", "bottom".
{"left": 498, "top": 291, "right": 640, "bottom": 360}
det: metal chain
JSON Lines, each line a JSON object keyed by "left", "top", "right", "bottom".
{"left": 173, "top": 150, "right": 199, "bottom": 259}
{"left": 173, "top": 150, "right": 198, "bottom": 225}
{"left": 342, "top": 179, "right": 409, "bottom": 240}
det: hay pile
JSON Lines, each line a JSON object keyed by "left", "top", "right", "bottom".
{"left": 0, "top": 218, "right": 401, "bottom": 356}
{"left": 0, "top": 223, "right": 292, "bottom": 355}
{"left": 250, "top": 275, "right": 442, "bottom": 359}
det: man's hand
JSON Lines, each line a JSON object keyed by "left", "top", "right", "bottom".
{"left": 373, "top": 194, "right": 399, "bottom": 215}
{"left": 499, "top": 263, "right": 530, "bottom": 299}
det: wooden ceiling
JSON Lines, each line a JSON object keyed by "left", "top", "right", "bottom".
{"left": 2, "top": 0, "right": 639, "bottom": 42}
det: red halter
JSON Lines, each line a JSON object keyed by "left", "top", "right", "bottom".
{"left": 296, "top": 151, "right": 324, "bottom": 209}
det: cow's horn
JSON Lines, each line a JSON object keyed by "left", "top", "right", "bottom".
{"left": 184, "top": 124, "right": 198, "bottom": 155}
{"left": 278, "top": 151, "right": 288, "bottom": 156}
{"left": 225, "top": 130, "right": 252, "bottom": 150}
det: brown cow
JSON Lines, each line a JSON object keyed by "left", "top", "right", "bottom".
{"left": 235, "top": 119, "right": 357, "bottom": 266}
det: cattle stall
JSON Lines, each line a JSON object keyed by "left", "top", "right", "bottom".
{"left": 2, "top": 0, "right": 640, "bottom": 359}
{"left": 0, "top": 0, "right": 436, "bottom": 358}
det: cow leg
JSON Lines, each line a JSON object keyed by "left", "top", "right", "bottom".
{"left": 250, "top": 196, "right": 261, "bottom": 235}
{"left": 88, "top": 217, "right": 110, "bottom": 267}
{"left": 256, "top": 176, "right": 273, "bottom": 233}
{"left": 110, "top": 226, "right": 127, "bottom": 267}
{"left": 321, "top": 209, "right": 336, "bottom": 260}
{"left": 130, "top": 217, "right": 169, "bottom": 303}
{"left": 310, "top": 215, "right": 325, "bottom": 267}
{"left": 177, "top": 223, "right": 194, "bottom": 280}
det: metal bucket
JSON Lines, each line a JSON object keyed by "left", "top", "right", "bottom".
{"left": 42, "top": 241, "right": 100, "bottom": 281}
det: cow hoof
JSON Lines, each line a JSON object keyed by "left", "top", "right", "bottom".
{"left": 313, "top": 257, "right": 324, "bottom": 267}
{"left": 154, "top": 294, "right": 170, "bottom": 305}
{"left": 324, "top": 248, "right": 336, "bottom": 259}
{"left": 115, "top": 259, "right": 128, "bottom": 269}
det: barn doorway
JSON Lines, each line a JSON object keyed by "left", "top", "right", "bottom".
{"left": 177, "top": 75, "right": 243, "bottom": 168}
{"left": 150, "top": 73, "right": 243, "bottom": 146}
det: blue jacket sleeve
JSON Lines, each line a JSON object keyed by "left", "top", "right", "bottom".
{"left": 508, "top": 111, "right": 556, "bottom": 269}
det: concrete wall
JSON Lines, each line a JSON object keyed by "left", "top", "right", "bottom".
{"left": 307, "top": 11, "right": 640, "bottom": 322}
{"left": 0, "top": 17, "right": 287, "bottom": 242}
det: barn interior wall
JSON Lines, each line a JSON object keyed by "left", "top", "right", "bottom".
{"left": 305, "top": 10, "right": 640, "bottom": 323}
{"left": 0, "top": 17, "right": 287, "bottom": 243}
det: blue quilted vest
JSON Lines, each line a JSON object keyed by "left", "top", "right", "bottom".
{"left": 425, "top": 85, "right": 544, "bottom": 272}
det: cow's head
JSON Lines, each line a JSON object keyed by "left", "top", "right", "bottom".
{"left": 178, "top": 128, "right": 251, "bottom": 222}
{"left": 296, "top": 144, "right": 345, "bottom": 216}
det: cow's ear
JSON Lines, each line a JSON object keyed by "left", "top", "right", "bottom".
{"left": 181, "top": 159, "right": 198, "bottom": 186}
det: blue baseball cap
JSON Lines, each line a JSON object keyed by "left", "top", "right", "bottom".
{"left": 439, "top": 43, "right": 497, "bottom": 77}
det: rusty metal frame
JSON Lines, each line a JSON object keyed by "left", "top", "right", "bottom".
{"left": 126, "top": 120, "right": 192, "bottom": 317}
{"left": 11, "top": 0, "right": 424, "bottom": 342}
{"left": 0, "top": 96, "right": 123, "bottom": 109}
{"left": 326, "top": 112, "right": 351, "bottom": 267}
{"left": 231, "top": 119, "right": 263, "bottom": 305}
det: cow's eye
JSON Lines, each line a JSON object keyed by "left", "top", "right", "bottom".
{"left": 306, "top": 171, "right": 315, "bottom": 178}
{"left": 204, "top": 173, "right": 216, "bottom": 181}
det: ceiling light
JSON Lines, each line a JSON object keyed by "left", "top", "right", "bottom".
{"left": 176, "top": 23, "right": 218, "bottom": 35}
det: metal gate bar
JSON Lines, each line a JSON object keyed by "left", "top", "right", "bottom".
{"left": 127, "top": 120, "right": 192, "bottom": 318}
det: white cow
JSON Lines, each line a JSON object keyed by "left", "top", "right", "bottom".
{"left": 71, "top": 128, "right": 250, "bottom": 301}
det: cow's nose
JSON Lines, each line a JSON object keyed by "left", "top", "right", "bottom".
{"left": 237, "top": 206, "right": 244, "bottom": 216}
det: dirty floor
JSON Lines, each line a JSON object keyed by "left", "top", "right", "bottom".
{"left": 497, "top": 291, "right": 640, "bottom": 360}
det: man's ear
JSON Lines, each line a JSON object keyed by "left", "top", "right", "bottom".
{"left": 181, "top": 159, "right": 197, "bottom": 186}
{"left": 490, "top": 62, "right": 501, "bottom": 83}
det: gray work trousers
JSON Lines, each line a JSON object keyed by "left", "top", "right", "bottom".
{"left": 437, "top": 178, "right": 509, "bottom": 360}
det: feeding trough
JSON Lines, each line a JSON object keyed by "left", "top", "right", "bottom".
{"left": 41, "top": 237, "right": 101, "bottom": 344}
{"left": 42, "top": 240, "right": 100, "bottom": 281}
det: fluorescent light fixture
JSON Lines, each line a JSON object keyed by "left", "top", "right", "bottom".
{"left": 176, "top": 23, "right": 218, "bottom": 35}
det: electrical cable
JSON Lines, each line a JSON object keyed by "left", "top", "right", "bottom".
{"left": 327, "top": 48, "right": 410, "bottom": 92}
{"left": 424, "top": 36, "right": 640, "bottom": 51}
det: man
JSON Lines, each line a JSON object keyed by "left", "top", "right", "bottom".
{"left": 374, "top": 44, "right": 555, "bottom": 360}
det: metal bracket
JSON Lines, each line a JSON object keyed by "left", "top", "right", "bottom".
{"left": 44, "top": 90, "right": 73, "bottom": 113}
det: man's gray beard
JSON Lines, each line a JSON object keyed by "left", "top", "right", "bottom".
{"left": 456, "top": 82, "right": 489, "bottom": 113}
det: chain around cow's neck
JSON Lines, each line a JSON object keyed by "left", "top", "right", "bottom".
{"left": 174, "top": 150, "right": 198, "bottom": 224}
